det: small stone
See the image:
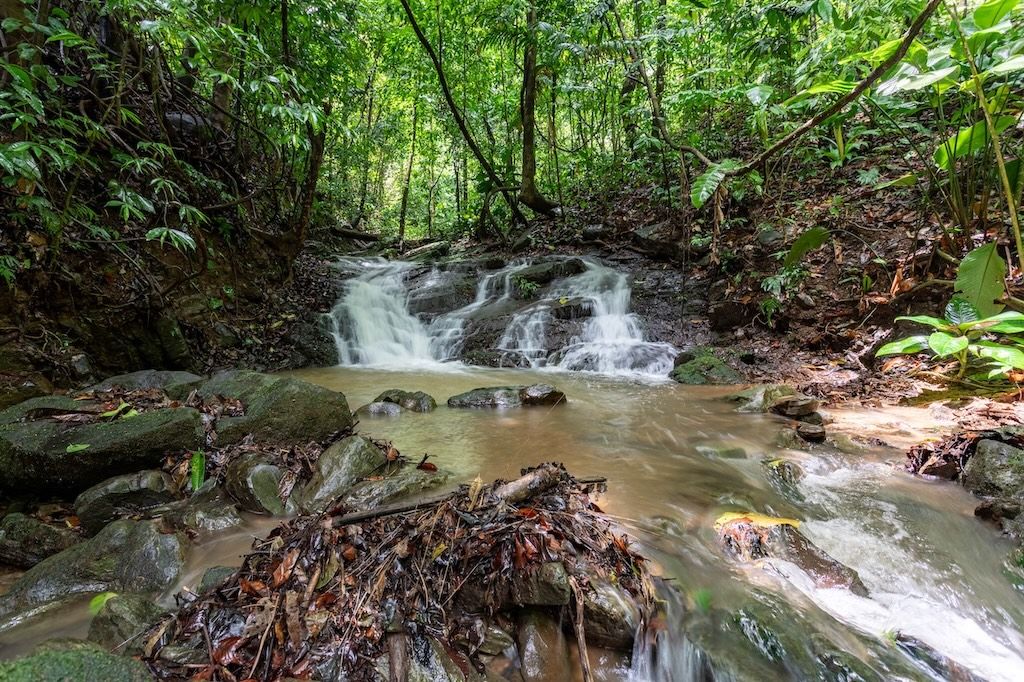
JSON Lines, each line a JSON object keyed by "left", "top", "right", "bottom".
{"left": 373, "top": 389, "right": 437, "bottom": 413}
{"left": 769, "top": 395, "right": 820, "bottom": 418}
{"left": 357, "top": 401, "right": 404, "bottom": 418}
{"left": 510, "top": 562, "right": 570, "bottom": 606}
{"left": 796, "top": 292, "right": 815, "bottom": 308}
{"left": 87, "top": 593, "right": 166, "bottom": 656}
{"left": 582, "top": 580, "right": 641, "bottom": 651}
{"left": 796, "top": 423, "right": 826, "bottom": 443}
{"left": 516, "top": 610, "right": 572, "bottom": 682}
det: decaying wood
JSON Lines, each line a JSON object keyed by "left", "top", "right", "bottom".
{"left": 331, "top": 226, "right": 381, "bottom": 242}
{"left": 491, "top": 462, "right": 563, "bottom": 505}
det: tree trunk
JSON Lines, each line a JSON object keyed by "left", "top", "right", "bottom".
{"left": 398, "top": 0, "right": 527, "bottom": 225}
{"left": 398, "top": 96, "right": 418, "bottom": 250}
{"left": 518, "top": 3, "right": 558, "bottom": 216}
{"left": 290, "top": 101, "right": 331, "bottom": 251}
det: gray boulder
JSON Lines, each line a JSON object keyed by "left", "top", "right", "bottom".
{"left": 373, "top": 389, "right": 437, "bottom": 413}
{"left": 963, "top": 439, "right": 1024, "bottom": 499}
{"left": 356, "top": 401, "right": 404, "bottom": 417}
{"left": 223, "top": 453, "right": 291, "bottom": 515}
{"left": 296, "top": 436, "right": 387, "bottom": 513}
{"left": 0, "top": 519, "right": 186, "bottom": 619}
{"left": 516, "top": 609, "right": 572, "bottom": 682}
{"left": 0, "top": 396, "right": 204, "bottom": 495}
{"left": 84, "top": 369, "right": 204, "bottom": 395}
{"left": 727, "top": 384, "right": 798, "bottom": 413}
{"left": 582, "top": 580, "right": 642, "bottom": 651}
{"left": 87, "top": 593, "right": 166, "bottom": 655}
{"left": 0, "top": 513, "right": 81, "bottom": 568}
{"left": 448, "top": 384, "right": 565, "bottom": 408}
{"left": 341, "top": 463, "right": 450, "bottom": 510}
{"left": 74, "top": 470, "right": 178, "bottom": 535}
{"left": 182, "top": 370, "right": 353, "bottom": 444}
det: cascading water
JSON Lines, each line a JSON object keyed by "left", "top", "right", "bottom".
{"left": 329, "top": 255, "right": 677, "bottom": 377}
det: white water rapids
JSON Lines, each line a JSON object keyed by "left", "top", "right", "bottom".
{"left": 328, "top": 256, "right": 678, "bottom": 377}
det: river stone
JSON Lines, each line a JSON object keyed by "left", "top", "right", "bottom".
{"left": 516, "top": 609, "right": 573, "bottom": 682}
{"left": 0, "top": 519, "right": 186, "bottom": 619}
{"left": 198, "top": 565, "right": 237, "bottom": 594}
{"left": 85, "top": 369, "right": 204, "bottom": 394}
{"left": 0, "top": 397, "right": 204, "bottom": 495}
{"left": 181, "top": 370, "right": 354, "bottom": 445}
{"left": 224, "top": 452, "right": 289, "bottom": 515}
{"left": 357, "top": 401, "right": 404, "bottom": 417}
{"left": 170, "top": 480, "right": 243, "bottom": 534}
{"left": 582, "top": 580, "right": 641, "bottom": 651}
{"left": 74, "top": 469, "right": 178, "bottom": 535}
{"left": 509, "top": 562, "right": 571, "bottom": 606}
{"left": 374, "top": 389, "right": 437, "bottom": 413}
{"left": 512, "top": 258, "right": 587, "bottom": 288}
{"left": 670, "top": 355, "right": 742, "bottom": 385}
{"left": 461, "top": 349, "right": 531, "bottom": 369}
{"left": 478, "top": 622, "right": 516, "bottom": 656}
{"left": 795, "top": 422, "right": 826, "bottom": 444}
{"left": 0, "top": 639, "right": 152, "bottom": 681}
{"left": 963, "top": 439, "right": 1024, "bottom": 499}
{"left": 0, "top": 373, "right": 51, "bottom": 410}
{"left": 448, "top": 385, "right": 566, "bottom": 409}
{"left": 761, "top": 459, "right": 804, "bottom": 497}
{"left": 341, "top": 464, "right": 450, "bottom": 510}
{"left": 728, "top": 384, "right": 798, "bottom": 413}
{"left": 550, "top": 297, "right": 592, "bottom": 320}
{"left": 87, "top": 593, "right": 166, "bottom": 656}
{"left": 0, "top": 513, "right": 81, "bottom": 568}
{"left": 296, "top": 435, "right": 387, "bottom": 513}
{"left": 769, "top": 395, "right": 820, "bottom": 419}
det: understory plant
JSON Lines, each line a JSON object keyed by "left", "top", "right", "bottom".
{"left": 876, "top": 298, "right": 1024, "bottom": 380}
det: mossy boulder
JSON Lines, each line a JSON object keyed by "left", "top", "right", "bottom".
{"left": 74, "top": 470, "right": 178, "bottom": 535}
{"left": 0, "top": 513, "right": 81, "bottom": 568}
{"left": 340, "top": 463, "right": 450, "bottom": 510}
{"left": 223, "top": 453, "right": 291, "bottom": 515}
{"left": 373, "top": 389, "right": 437, "bottom": 413}
{"left": 0, "top": 519, "right": 186, "bottom": 619}
{"left": 296, "top": 436, "right": 388, "bottom": 513}
{"left": 670, "top": 354, "right": 742, "bottom": 385}
{"left": 0, "top": 373, "right": 51, "bottom": 410}
{"left": 447, "top": 385, "right": 565, "bottom": 408}
{"left": 0, "top": 396, "right": 204, "bottom": 495}
{"left": 356, "top": 401, "right": 404, "bottom": 418}
{"left": 182, "top": 370, "right": 353, "bottom": 444}
{"left": 87, "top": 594, "right": 167, "bottom": 656}
{"left": 963, "top": 439, "right": 1024, "bottom": 499}
{"left": 727, "top": 384, "right": 798, "bottom": 412}
{"left": 0, "top": 640, "right": 152, "bottom": 681}
{"left": 84, "top": 369, "right": 204, "bottom": 395}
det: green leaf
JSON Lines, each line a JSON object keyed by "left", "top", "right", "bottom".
{"left": 877, "top": 65, "right": 959, "bottom": 95}
{"left": 189, "top": 450, "right": 206, "bottom": 491}
{"left": 100, "top": 401, "right": 130, "bottom": 419}
{"left": 874, "top": 173, "right": 918, "bottom": 189}
{"left": 974, "top": 0, "right": 1020, "bottom": 29}
{"left": 973, "top": 340, "right": 1024, "bottom": 369}
{"left": 691, "top": 163, "right": 729, "bottom": 209}
{"left": 746, "top": 85, "right": 773, "bottom": 107}
{"left": 982, "top": 54, "right": 1024, "bottom": 78}
{"left": 876, "top": 335, "right": 929, "bottom": 356}
{"left": 954, "top": 242, "right": 1006, "bottom": 318}
{"left": 894, "top": 315, "right": 952, "bottom": 330}
{"left": 934, "top": 117, "right": 1016, "bottom": 171}
{"left": 928, "top": 331, "right": 969, "bottom": 357}
{"left": 945, "top": 298, "right": 979, "bottom": 325}
{"left": 783, "top": 227, "right": 830, "bottom": 268}
{"left": 66, "top": 443, "right": 90, "bottom": 453}
{"left": 89, "top": 592, "right": 117, "bottom": 615}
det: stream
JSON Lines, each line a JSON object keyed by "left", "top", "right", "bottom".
{"left": 2, "top": 256, "right": 1023, "bottom": 680}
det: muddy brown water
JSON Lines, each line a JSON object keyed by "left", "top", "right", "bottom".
{"left": 2, "top": 366, "right": 1023, "bottom": 680}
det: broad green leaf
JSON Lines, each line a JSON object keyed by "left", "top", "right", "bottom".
{"left": 945, "top": 298, "right": 979, "bottom": 325}
{"left": 963, "top": 310, "right": 1024, "bottom": 331}
{"left": 746, "top": 85, "right": 773, "bottom": 107}
{"left": 100, "top": 401, "right": 130, "bottom": 418}
{"left": 877, "top": 65, "right": 958, "bottom": 95}
{"left": 66, "top": 443, "right": 90, "bottom": 453}
{"left": 876, "top": 335, "right": 929, "bottom": 356}
{"left": 928, "top": 331, "right": 969, "bottom": 357}
{"left": 934, "top": 117, "right": 1016, "bottom": 171}
{"left": 874, "top": 173, "right": 918, "bottom": 189}
{"left": 89, "top": 592, "right": 118, "bottom": 615}
{"left": 846, "top": 38, "right": 927, "bottom": 67}
{"left": 954, "top": 241, "right": 1006, "bottom": 318}
{"left": 973, "top": 340, "right": 1024, "bottom": 369}
{"left": 691, "top": 163, "right": 730, "bottom": 209}
{"left": 190, "top": 450, "right": 206, "bottom": 491}
{"left": 983, "top": 54, "right": 1024, "bottom": 78}
{"left": 783, "top": 227, "right": 830, "bottom": 268}
{"left": 894, "top": 315, "right": 951, "bottom": 330}
{"left": 974, "top": 0, "right": 1020, "bottom": 29}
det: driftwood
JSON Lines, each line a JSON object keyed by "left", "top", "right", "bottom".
{"left": 331, "top": 225, "right": 380, "bottom": 241}
{"left": 401, "top": 240, "right": 447, "bottom": 259}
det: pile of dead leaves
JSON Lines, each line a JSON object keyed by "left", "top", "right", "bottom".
{"left": 907, "top": 427, "right": 1024, "bottom": 479}
{"left": 143, "top": 463, "right": 653, "bottom": 681}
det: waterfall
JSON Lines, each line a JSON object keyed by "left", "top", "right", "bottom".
{"left": 329, "top": 256, "right": 677, "bottom": 377}
{"left": 328, "top": 259, "right": 438, "bottom": 367}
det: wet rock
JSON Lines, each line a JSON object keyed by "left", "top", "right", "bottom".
{"left": 511, "top": 258, "right": 587, "bottom": 289}
{"left": 728, "top": 384, "right": 797, "bottom": 413}
{"left": 0, "top": 519, "right": 186, "bottom": 618}
{"left": 894, "top": 634, "right": 985, "bottom": 682}
{"left": 478, "top": 622, "right": 516, "bottom": 655}
{"left": 761, "top": 458, "right": 804, "bottom": 497}
{"left": 708, "top": 301, "right": 750, "bottom": 331}
{"left": 461, "top": 349, "right": 531, "bottom": 368}
{"left": 0, "top": 373, "right": 51, "bottom": 410}
{"left": 448, "top": 385, "right": 566, "bottom": 408}
{"left": 769, "top": 395, "right": 819, "bottom": 419}
{"left": 581, "top": 223, "right": 609, "bottom": 241}
{"left": 296, "top": 435, "right": 387, "bottom": 513}
{"left": 0, "top": 512, "right": 81, "bottom": 568}
{"left": 582, "top": 580, "right": 641, "bottom": 651}
{"left": 510, "top": 562, "right": 571, "bottom": 606}
{"left": 85, "top": 369, "right": 204, "bottom": 394}
{"left": 171, "top": 480, "right": 243, "bottom": 534}
{"left": 673, "top": 348, "right": 697, "bottom": 367}
{"left": 962, "top": 439, "right": 1024, "bottom": 499}
{"left": 87, "top": 593, "right": 166, "bottom": 656}
{"left": 0, "top": 639, "right": 152, "bottom": 681}
{"left": 182, "top": 370, "right": 353, "bottom": 445}
{"left": 549, "top": 297, "right": 592, "bottom": 320}
{"left": 198, "top": 565, "right": 237, "bottom": 594}
{"left": 670, "top": 354, "right": 743, "bottom": 385}
{"left": 974, "top": 498, "right": 1022, "bottom": 535}
{"left": 74, "top": 470, "right": 178, "bottom": 535}
{"left": 796, "top": 422, "right": 826, "bottom": 443}
{"left": 516, "top": 609, "right": 573, "bottom": 682}
{"left": 374, "top": 389, "right": 437, "bottom": 413}
{"left": 0, "top": 396, "right": 204, "bottom": 495}
{"left": 715, "top": 513, "right": 867, "bottom": 596}
{"left": 695, "top": 443, "right": 747, "bottom": 459}
{"left": 286, "top": 314, "right": 338, "bottom": 367}
{"left": 341, "top": 463, "right": 450, "bottom": 510}
{"left": 224, "top": 453, "right": 290, "bottom": 515}
{"left": 357, "top": 401, "right": 404, "bottom": 417}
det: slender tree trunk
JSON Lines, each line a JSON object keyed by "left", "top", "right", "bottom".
{"left": 291, "top": 101, "right": 331, "bottom": 251}
{"left": 519, "top": 3, "right": 558, "bottom": 215}
{"left": 399, "top": 0, "right": 527, "bottom": 225}
{"left": 354, "top": 74, "right": 376, "bottom": 229}
{"left": 398, "top": 96, "right": 418, "bottom": 249}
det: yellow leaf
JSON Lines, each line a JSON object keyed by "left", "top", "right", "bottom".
{"left": 431, "top": 543, "right": 447, "bottom": 561}
{"left": 713, "top": 511, "right": 800, "bottom": 531}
